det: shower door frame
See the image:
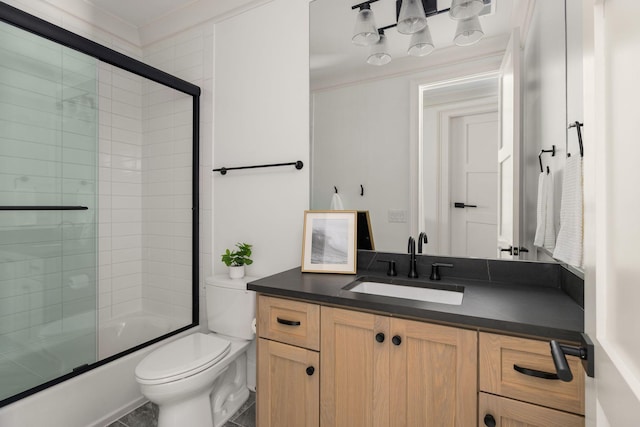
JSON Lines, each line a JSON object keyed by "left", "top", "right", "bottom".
{"left": 0, "top": 2, "right": 201, "bottom": 407}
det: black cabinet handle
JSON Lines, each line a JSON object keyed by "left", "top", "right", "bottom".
{"left": 483, "top": 414, "right": 496, "bottom": 427}
{"left": 306, "top": 366, "right": 315, "bottom": 376}
{"left": 513, "top": 364, "right": 559, "bottom": 380}
{"left": 276, "top": 317, "right": 301, "bottom": 326}
{"left": 392, "top": 335, "right": 402, "bottom": 346}
{"left": 550, "top": 340, "right": 574, "bottom": 382}
{"left": 375, "top": 333, "right": 385, "bottom": 343}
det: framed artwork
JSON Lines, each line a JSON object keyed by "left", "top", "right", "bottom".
{"left": 301, "top": 210, "right": 357, "bottom": 274}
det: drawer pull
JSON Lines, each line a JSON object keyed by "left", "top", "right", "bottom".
{"left": 276, "top": 317, "right": 301, "bottom": 326}
{"left": 513, "top": 364, "right": 559, "bottom": 380}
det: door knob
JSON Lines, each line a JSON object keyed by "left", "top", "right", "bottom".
{"left": 499, "top": 246, "right": 513, "bottom": 255}
{"left": 454, "top": 202, "right": 478, "bottom": 208}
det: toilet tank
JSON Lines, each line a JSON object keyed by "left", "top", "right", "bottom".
{"left": 206, "top": 275, "right": 256, "bottom": 340}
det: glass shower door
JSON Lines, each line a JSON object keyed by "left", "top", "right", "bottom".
{"left": 0, "top": 21, "right": 98, "bottom": 402}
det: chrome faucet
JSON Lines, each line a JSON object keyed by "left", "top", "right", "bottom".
{"left": 407, "top": 236, "right": 418, "bottom": 278}
{"left": 418, "top": 232, "right": 428, "bottom": 254}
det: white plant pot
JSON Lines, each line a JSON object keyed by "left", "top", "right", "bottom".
{"left": 229, "top": 265, "right": 245, "bottom": 279}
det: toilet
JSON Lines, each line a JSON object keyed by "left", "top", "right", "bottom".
{"left": 135, "top": 276, "right": 256, "bottom": 427}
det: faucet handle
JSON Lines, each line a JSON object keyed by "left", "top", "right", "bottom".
{"left": 418, "top": 232, "right": 428, "bottom": 254}
{"left": 430, "top": 263, "right": 453, "bottom": 281}
{"left": 377, "top": 259, "right": 397, "bottom": 276}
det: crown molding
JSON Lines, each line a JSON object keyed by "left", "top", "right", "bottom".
{"left": 41, "top": 0, "right": 141, "bottom": 46}
{"left": 138, "top": 0, "right": 273, "bottom": 46}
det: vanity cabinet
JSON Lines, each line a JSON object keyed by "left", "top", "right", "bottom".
{"left": 479, "top": 332, "right": 585, "bottom": 426}
{"left": 320, "top": 306, "right": 477, "bottom": 427}
{"left": 257, "top": 295, "right": 320, "bottom": 427}
{"left": 255, "top": 295, "right": 585, "bottom": 427}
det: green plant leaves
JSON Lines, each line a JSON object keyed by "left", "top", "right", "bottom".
{"left": 221, "top": 242, "right": 253, "bottom": 266}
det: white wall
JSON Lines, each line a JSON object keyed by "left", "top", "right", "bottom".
{"left": 212, "top": 0, "right": 310, "bottom": 278}
{"left": 312, "top": 77, "right": 410, "bottom": 252}
{"left": 521, "top": 0, "right": 568, "bottom": 261}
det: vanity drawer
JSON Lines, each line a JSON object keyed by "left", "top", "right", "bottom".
{"left": 257, "top": 295, "right": 320, "bottom": 350}
{"left": 479, "top": 332, "right": 585, "bottom": 415}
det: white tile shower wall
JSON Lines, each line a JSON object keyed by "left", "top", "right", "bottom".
{"left": 98, "top": 63, "right": 144, "bottom": 323}
{"left": 141, "top": 24, "right": 212, "bottom": 327}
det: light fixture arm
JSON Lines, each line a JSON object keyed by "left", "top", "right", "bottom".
{"left": 352, "top": 0, "right": 380, "bottom": 11}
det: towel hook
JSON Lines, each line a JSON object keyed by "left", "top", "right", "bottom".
{"left": 334, "top": 186, "right": 338, "bottom": 194}
{"left": 360, "top": 185, "right": 364, "bottom": 196}
{"left": 538, "top": 145, "right": 556, "bottom": 173}
{"left": 568, "top": 121, "right": 584, "bottom": 158}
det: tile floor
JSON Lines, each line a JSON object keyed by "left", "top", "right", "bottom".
{"left": 108, "top": 391, "right": 256, "bottom": 427}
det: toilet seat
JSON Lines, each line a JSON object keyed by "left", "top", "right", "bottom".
{"left": 135, "top": 333, "right": 231, "bottom": 385}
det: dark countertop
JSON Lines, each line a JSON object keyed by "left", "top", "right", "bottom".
{"left": 247, "top": 267, "right": 584, "bottom": 342}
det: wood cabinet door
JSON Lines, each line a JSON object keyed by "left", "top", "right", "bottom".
{"left": 390, "top": 318, "right": 477, "bottom": 427}
{"left": 479, "top": 392, "right": 584, "bottom": 427}
{"left": 320, "top": 306, "right": 390, "bottom": 427}
{"left": 257, "top": 338, "right": 319, "bottom": 427}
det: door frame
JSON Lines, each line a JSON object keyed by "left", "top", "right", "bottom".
{"left": 409, "top": 71, "right": 499, "bottom": 250}
{"left": 426, "top": 99, "right": 499, "bottom": 255}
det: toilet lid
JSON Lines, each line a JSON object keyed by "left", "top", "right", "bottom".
{"left": 135, "top": 333, "right": 230, "bottom": 384}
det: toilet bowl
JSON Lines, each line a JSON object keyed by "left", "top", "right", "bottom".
{"left": 135, "top": 276, "right": 256, "bottom": 427}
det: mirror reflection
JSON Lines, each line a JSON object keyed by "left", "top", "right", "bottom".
{"left": 311, "top": 0, "right": 579, "bottom": 264}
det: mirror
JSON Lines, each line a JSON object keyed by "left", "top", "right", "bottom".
{"left": 310, "top": 0, "right": 579, "bottom": 262}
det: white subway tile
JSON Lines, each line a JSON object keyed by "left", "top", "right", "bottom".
{"left": 111, "top": 260, "right": 142, "bottom": 278}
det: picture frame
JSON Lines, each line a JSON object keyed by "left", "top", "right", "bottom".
{"left": 301, "top": 210, "right": 358, "bottom": 274}
{"left": 357, "top": 210, "right": 375, "bottom": 251}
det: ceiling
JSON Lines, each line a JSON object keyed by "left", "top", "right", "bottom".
{"left": 311, "top": 0, "right": 522, "bottom": 89}
{"left": 86, "top": 0, "right": 197, "bottom": 28}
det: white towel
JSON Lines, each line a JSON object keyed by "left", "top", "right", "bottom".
{"left": 553, "top": 156, "right": 583, "bottom": 267}
{"left": 330, "top": 193, "right": 344, "bottom": 210}
{"left": 534, "top": 171, "right": 556, "bottom": 250}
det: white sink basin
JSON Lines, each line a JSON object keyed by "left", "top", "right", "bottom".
{"left": 348, "top": 281, "right": 464, "bottom": 306}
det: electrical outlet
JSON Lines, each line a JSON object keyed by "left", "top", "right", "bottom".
{"left": 388, "top": 209, "right": 407, "bottom": 223}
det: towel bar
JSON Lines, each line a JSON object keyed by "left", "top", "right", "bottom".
{"left": 213, "top": 160, "right": 303, "bottom": 175}
{"left": 538, "top": 145, "right": 556, "bottom": 173}
{"left": 568, "top": 121, "right": 584, "bottom": 157}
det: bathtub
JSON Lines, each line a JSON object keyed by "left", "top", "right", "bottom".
{"left": 36, "top": 311, "right": 179, "bottom": 367}
{"left": 98, "top": 313, "right": 176, "bottom": 359}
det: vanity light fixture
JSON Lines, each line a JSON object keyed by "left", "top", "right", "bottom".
{"left": 408, "top": 24, "right": 434, "bottom": 56}
{"left": 453, "top": 15, "right": 484, "bottom": 46}
{"left": 352, "top": 3, "right": 380, "bottom": 46}
{"left": 351, "top": 0, "right": 490, "bottom": 65}
{"left": 449, "top": 0, "right": 485, "bottom": 20}
{"left": 367, "top": 29, "right": 392, "bottom": 65}
{"left": 396, "top": 0, "right": 427, "bottom": 35}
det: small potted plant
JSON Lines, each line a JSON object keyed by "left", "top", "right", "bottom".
{"left": 221, "top": 242, "right": 253, "bottom": 279}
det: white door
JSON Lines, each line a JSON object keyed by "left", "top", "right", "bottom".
{"left": 584, "top": 1, "right": 640, "bottom": 426}
{"left": 497, "top": 29, "right": 521, "bottom": 259}
{"left": 450, "top": 112, "right": 499, "bottom": 258}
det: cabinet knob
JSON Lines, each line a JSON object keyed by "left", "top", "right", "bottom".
{"left": 392, "top": 335, "right": 402, "bottom": 346}
{"left": 306, "top": 366, "right": 315, "bottom": 376}
{"left": 375, "top": 332, "right": 385, "bottom": 343}
{"left": 483, "top": 414, "right": 496, "bottom": 427}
